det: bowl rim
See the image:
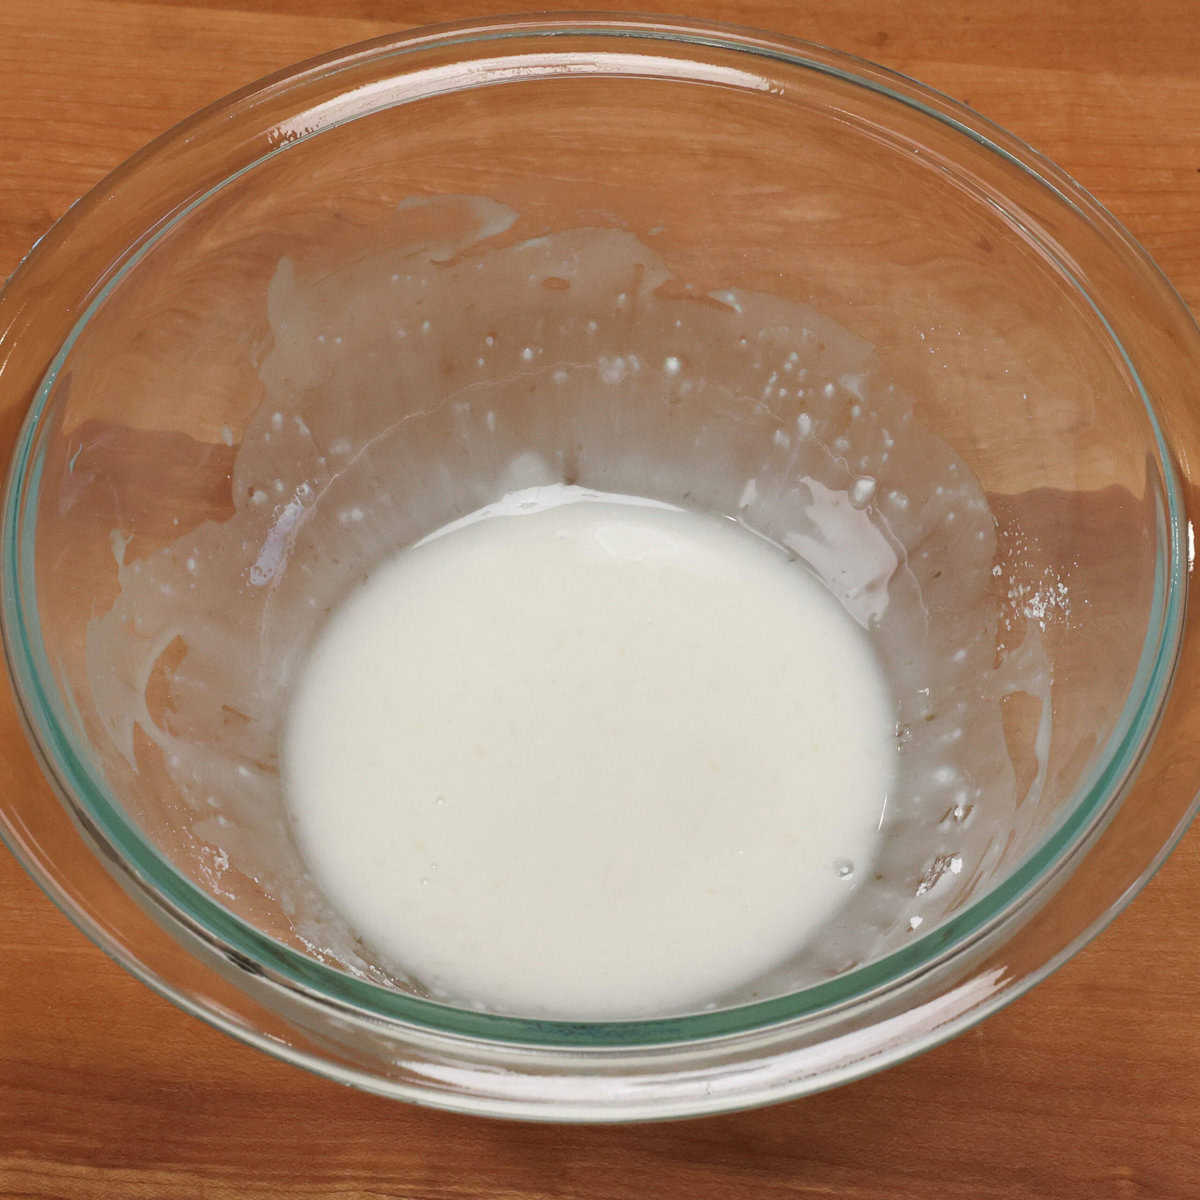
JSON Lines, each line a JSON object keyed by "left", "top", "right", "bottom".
{"left": 1, "top": 11, "right": 1198, "bottom": 1116}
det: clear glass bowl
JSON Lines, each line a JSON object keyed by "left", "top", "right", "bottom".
{"left": 2, "top": 15, "right": 1199, "bottom": 1121}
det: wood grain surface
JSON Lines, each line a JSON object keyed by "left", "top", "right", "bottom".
{"left": 3, "top": 2, "right": 1200, "bottom": 1197}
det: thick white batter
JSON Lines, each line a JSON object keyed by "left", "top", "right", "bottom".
{"left": 283, "top": 486, "right": 894, "bottom": 1019}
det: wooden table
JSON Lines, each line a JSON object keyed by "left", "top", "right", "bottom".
{"left": 2, "top": 2, "right": 1199, "bottom": 1196}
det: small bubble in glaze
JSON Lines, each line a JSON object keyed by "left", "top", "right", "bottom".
{"left": 599, "top": 356, "right": 627, "bottom": 385}
{"left": 849, "top": 477, "right": 877, "bottom": 508}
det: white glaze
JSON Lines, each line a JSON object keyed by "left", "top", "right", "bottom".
{"left": 283, "top": 486, "right": 894, "bottom": 1019}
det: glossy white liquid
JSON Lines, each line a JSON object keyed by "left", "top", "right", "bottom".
{"left": 283, "top": 486, "right": 894, "bottom": 1019}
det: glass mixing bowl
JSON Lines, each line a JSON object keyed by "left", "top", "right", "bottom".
{"left": 2, "top": 15, "right": 1200, "bottom": 1121}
